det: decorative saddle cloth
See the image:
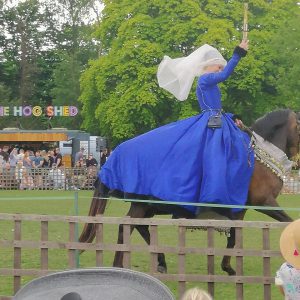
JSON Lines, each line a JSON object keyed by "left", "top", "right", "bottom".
{"left": 251, "top": 132, "right": 293, "bottom": 180}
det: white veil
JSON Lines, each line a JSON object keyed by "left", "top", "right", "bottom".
{"left": 157, "top": 44, "right": 227, "bottom": 101}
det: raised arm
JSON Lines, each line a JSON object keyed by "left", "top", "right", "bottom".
{"left": 201, "top": 40, "right": 248, "bottom": 85}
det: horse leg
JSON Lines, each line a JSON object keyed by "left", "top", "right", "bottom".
{"left": 255, "top": 196, "right": 293, "bottom": 222}
{"left": 113, "top": 202, "right": 149, "bottom": 268}
{"left": 79, "top": 180, "right": 109, "bottom": 244}
{"left": 135, "top": 224, "right": 167, "bottom": 273}
{"left": 221, "top": 210, "right": 246, "bottom": 276}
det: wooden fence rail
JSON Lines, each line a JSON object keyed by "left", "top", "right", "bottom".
{"left": 0, "top": 214, "right": 288, "bottom": 300}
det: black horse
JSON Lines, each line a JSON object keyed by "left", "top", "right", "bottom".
{"left": 79, "top": 109, "right": 299, "bottom": 275}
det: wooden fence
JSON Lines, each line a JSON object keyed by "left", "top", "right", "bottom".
{"left": 0, "top": 166, "right": 98, "bottom": 191}
{"left": 0, "top": 169, "right": 300, "bottom": 193}
{"left": 0, "top": 214, "right": 288, "bottom": 300}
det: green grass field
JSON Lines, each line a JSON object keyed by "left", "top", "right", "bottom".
{"left": 0, "top": 190, "right": 299, "bottom": 299}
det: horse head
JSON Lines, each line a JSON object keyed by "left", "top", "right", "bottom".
{"left": 291, "top": 111, "right": 300, "bottom": 167}
{"left": 251, "top": 109, "right": 300, "bottom": 161}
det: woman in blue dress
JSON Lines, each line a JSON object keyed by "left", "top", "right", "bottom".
{"left": 99, "top": 40, "right": 254, "bottom": 216}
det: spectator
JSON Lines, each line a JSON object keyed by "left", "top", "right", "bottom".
{"left": 17, "top": 148, "right": 25, "bottom": 161}
{"left": 0, "top": 156, "right": 3, "bottom": 187}
{"left": 41, "top": 150, "right": 51, "bottom": 168}
{"left": 86, "top": 153, "right": 98, "bottom": 168}
{"left": 54, "top": 148, "right": 63, "bottom": 167}
{"left": 100, "top": 148, "right": 109, "bottom": 167}
{"left": 23, "top": 150, "right": 33, "bottom": 169}
{"left": 19, "top": 168, "right": 34, "bottom": 190}
{"left": 0, "top": 145, "right": 9, "bottom": 163}
{"left": 61, "top": 292, "right": 82, "bottom": 300}
{"left": 1, "top": 161, "right": 11, "bottom": 189}
{"left": 48, "top": 163, "right": 65, "bottom": 189}
{"left": 85, "top": 154, "right": 98, "bottom": 188}
{"left": 32, "top": 150, "right": 44, "bottom": 168}
{"left": 75, "top": 147, "right": 85, "bottom": 164}
{"left": 9, "top": 148, "right": 18, "bottom": 168}
{"left": 32, "top": 150, "right": 44, "bottom": 189}
{"left": 74, "top": 158, "right": 86, "bottom": 189}
{"left": 181, "top": 288, "right": 213, "bottom": 300}
{"left": 48, "top": 150, "right": 55, "bottom": 168}
{"left": 275, "top": 219, "right": 300, "bottom": 299}
{"left": 40, "top": 150, "right": 51, "bottom": 189}
{"left": 15, "top": 160, "right": 24, "bottom": 188}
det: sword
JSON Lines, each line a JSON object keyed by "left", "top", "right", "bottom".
{"left": 243, "top": 3, "right": 249, "bottom": 41}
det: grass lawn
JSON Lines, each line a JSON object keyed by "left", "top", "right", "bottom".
{"left": 0, "top": 190, "right": 300, "bottom": 299}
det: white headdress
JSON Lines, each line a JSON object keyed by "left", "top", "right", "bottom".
{"left": 157, "top": 44, "right": 227, "bottom": 101}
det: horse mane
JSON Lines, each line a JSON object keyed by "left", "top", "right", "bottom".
{"left": 251, "top": 109, "right": 292, "bottom": 142}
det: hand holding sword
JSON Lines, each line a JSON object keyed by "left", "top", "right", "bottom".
{"left": 239, "top": 3, "right": 249, "bottom": 50}
{"left": 243, "top": 2, "right": 249, "bottom": 41}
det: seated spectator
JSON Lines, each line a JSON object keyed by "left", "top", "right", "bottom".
{"left": 64, "top": 167, "right": 76, "bottom": 190}
{"left": 74, "top": 159, "right": 86, "bottom": 189}
{"left": 20, "top": 168, "right": 34, "bottom": 190}
{"left": 84, "top": 155, "right": 98, "bottom": 189}
{"left": 61, "top": 292, "right": 82, "bottom": 300}
{"left": 15, "top": 160, "right": 24, "bottom": 186}
{"left": 1, "top": 162, "right": 12, "bottom": 189}
{"left": 275, "top": 219, "right": 300, "bottom": 299}
{"left": 48, "top": 163, "right": 65, "bottom": 189}
{"left": 181, "top": 288, "right": 213, "bottom": 300}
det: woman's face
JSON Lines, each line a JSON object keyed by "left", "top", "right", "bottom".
{"left": 204, "top": 64, "right": 224, "bottom": 73}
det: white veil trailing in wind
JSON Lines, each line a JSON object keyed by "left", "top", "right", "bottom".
{"left": 157, "top": 44, "right": 227, "bottom": 101}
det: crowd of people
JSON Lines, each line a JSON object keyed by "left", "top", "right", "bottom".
{"left": 0, "top": 145, "right": 110, "bottom": 190}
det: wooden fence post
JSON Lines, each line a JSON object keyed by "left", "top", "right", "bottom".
{"left": 150, "top": 225, "right": 158, "bottom": 275}
{"left": 178, "top": 226, "right": 186, "bottom": 298}
{"left": 263, "top": 227, "right": 271, "bottom": 300}
{"left": 95, "top": 220, "right": 104, "bottom": 267}
{"left": 123, "top": 223, "right": 131, "bottom": 269}
{"left": 40, "top": 221, "right": 48, "bottom": 270}
{"left": 68, "top": 222, "right": 76, "bottom": 268}
{"left": 236, "top": 227, "right": 244, "bottom": 299}
{"left": 13, "top": 220, "right": 21, "bottom": 294}
{"left": 207, "top": 226, "right": 215, "bottom": 297}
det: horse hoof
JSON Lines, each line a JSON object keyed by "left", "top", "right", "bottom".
{"left": 226, "top": 268, "right": 236, "bottom": 276}
{"left": 157, "top": 265, "right": 167, "bottom": 273}
{"left": 221, "top": 264, "right": 236, "bottom": 276}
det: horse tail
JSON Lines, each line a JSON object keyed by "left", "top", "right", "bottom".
{"left": 78, "top": 178, "right": 109, "bottom": 244}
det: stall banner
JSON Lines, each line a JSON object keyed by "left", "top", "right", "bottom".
{"left": 0, "top": 106, "right": 78, "bottom": 117}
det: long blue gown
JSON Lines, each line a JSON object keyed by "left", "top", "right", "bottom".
{"left": 99, "top": 52, "right": 255, "bottom": 215}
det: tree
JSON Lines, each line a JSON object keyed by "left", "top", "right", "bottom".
{"left": 80, "top": 0, "right": 298, "bottom": 146}
{"left": 49, "top": 0, "right": 101, "bottom": 129}
{"left": 271, "top": 15, "right": 300, "bottom": 109}
{"left": 0, "top": 0, "right": 102, "bottom": 129}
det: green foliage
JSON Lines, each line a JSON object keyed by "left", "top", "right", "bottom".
{"left": 271, "top": 15, "right": 300, "bottom": 109}
{"left": 80, "top": 0, "right": 299, "bottom": 145}
{"left": 0, "top": 0, "right": 101, "bottom": 130}
{"left": 0, "top": 0, "right": 298, "bottom": 135}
